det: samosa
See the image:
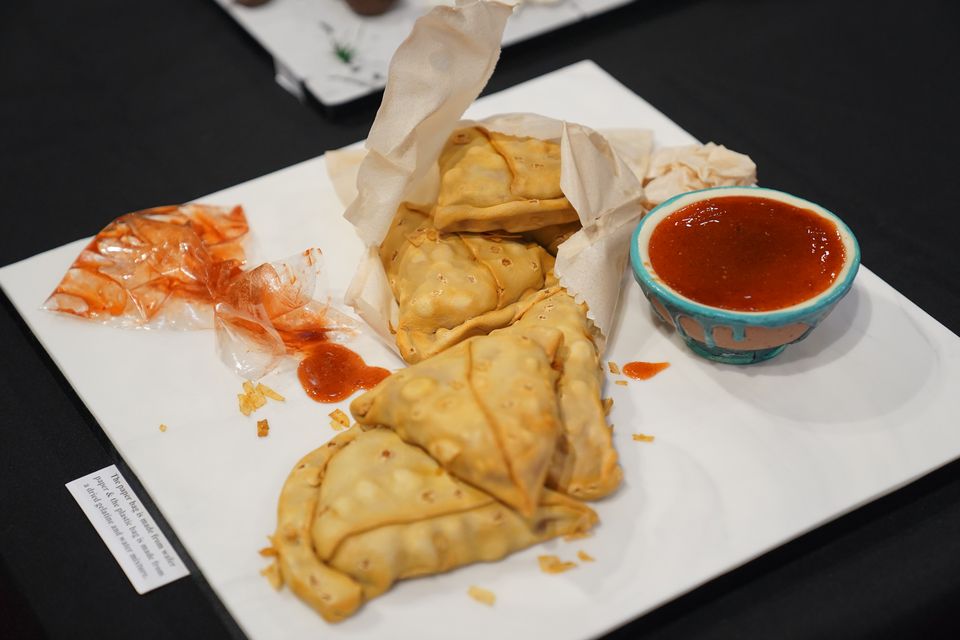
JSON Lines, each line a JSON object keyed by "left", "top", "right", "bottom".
{"left": 269, "top": 427, "right": 597, "bottom": 622}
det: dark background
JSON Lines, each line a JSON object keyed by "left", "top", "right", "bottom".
{"left": 3, "top": 0, "right": 960, "bottom": 638}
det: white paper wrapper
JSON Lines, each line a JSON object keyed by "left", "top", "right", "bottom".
{"left": 341, "top": 0, "right": 513, "bottom": 347}
{"left": 341, "top": 1, "right": 648, "bottom": 353}
{"left": 331, "top": 132, "right": 756, "bottom": 213}
{"left": 324, "top": 147, "right": 366, "bottom": 212}
{"left": 643, "top": 142, "right": 757, "bottom": 206}
{"left": 601, "top": 128, "right": 654, "bottom": 186}
{"left": 335, "top": 0, "right": 759, "bottom": 357}
{"left": 344, "top": 0, "right": 514, "bottom": 247}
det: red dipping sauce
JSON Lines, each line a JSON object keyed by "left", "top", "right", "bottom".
{"left": 623, "top": 361, "right": 670, "bottom": 380}
{"left": 648, "top": 196, "right": 845, "bottom": 312}
{"left": 297, "top": 342, "right": 390, "bottom": 403}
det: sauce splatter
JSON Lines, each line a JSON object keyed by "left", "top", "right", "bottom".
{"left": 622, "top": 361, "right": 670, "bottom": 380}
{"left": 279, "top": 328, "right": 390, "bottom": 403}
{"left": 297, "top": 342, "right": 390, "bottom": 403}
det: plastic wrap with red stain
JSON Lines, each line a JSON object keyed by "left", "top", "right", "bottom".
{"left": 44, "top": 204, "right": 355, "bottom": 380}
{"left": 214, "top": 249, "right": 356, "bottom": 380}
{"left": 43, "top": 204, "right": 248, "bottom": 329}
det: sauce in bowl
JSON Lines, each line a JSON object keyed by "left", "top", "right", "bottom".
{"left": 647, "top": 196, "right": 846, "bottom": 312}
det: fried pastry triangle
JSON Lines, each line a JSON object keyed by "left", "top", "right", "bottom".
{"left": 487, "top": 130, "right": 564, "bottom": 200}
{"left": 506, "top": 289, "right": 622, "bottom": 500}
{"left": 434, "top": 127, "right": 579, "bottom": 233}
{"left": 350, "top": 329, "right": 564, "bottom": 516}
{"left": 522, "top": 220, "right": 582, "bottom": 256}
{"left": 272, "top": 427, "right": 597, "bottom": 619}
{"left": 272, "top": 431, "right": 364, "bottom": 623}
{"left": 380, "top": 203, "right": 553, "bottom": 363}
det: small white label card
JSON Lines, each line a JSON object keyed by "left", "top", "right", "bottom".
{"left": 66, "top": 465, "right": 190, "bottom": 594}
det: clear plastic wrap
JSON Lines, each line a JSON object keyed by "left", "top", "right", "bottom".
{"left": 44, "top": 204, "right": 248, "bottom": 329}
{"left": 45, "top": 204, "right": 354, "bottom": 379}
{"left": 214, "top": 249, "right": 356, "bottom": 380}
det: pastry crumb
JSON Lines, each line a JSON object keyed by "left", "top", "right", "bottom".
{"left": 158, "top": 423, "right": 168, "bottom": 433}
{"left": 258, "top": 546, "right": 277, "bottom": 557}
{"left": 329, "top": 408, "right": 350, "bottom": 430}
{"left": 601, "top": 397, "right": 613, "bottom": 416}
{"left": 238, "top": 380, "right": 284, "bottom": 416}
{"left": 467, "top": 585, "right": 496, "bottom": 606}
{"left": 243, "top": 381, "right": 265, "bottom": 408}
{"left": 607, "top": 361, "right": 620, "bottom": 375}
{"left": 577, "top": 550, "right": 595, "bottom": 562}
{"left": 632, "top": 433, "right": 655, "bottom": 443}
{"left": 614, "top": 380, "right": 628, "bottom": 387}
{"left": 257, "top": 419, "right": 270, "bottom": 438}
{"left": 238, "top": 393, "right": 253, "bottom": 416}
{"left": 538, "top": 555, "right": 577, "bottom": 574}
{"left": 257, "top": 383, "right": 285, "bottom": 402}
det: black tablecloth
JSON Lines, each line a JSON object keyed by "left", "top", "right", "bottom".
{"left": 3, "top": 1, "right": 959, "bottom": 638}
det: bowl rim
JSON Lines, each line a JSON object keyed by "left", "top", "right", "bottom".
{"left": 629, "top": 185, "right": 861, "bottom": 326}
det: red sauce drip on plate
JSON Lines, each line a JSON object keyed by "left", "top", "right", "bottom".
{"left": 648, "top": 196, "right": 845, "bottom": 312}
{"left": 297, "top": 342, "right": 391, "bottom": 403}
{"left": 623, "top": 361, "right": 670, "bottom": 380}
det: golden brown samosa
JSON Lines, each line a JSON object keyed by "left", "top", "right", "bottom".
{"left": 380, "top": 203, "right": 554, "bottom": 363}
{"left": 522, "top": 220, "right": 582, "bottom": 256}
{"left": 270, "top": 426, "right": 597, "bottom": 621}
{"left": 434, "top": 127, "right": 579, "bottom": 233}
{"left": 350, "top": 329, "right": 563, "bottom": 517}
{"left": 504, "top": 289, "right": 622, "bottom": 500}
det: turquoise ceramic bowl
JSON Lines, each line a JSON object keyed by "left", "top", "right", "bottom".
{"left": 630, "top": 186, "right": 860, "bottom": 364}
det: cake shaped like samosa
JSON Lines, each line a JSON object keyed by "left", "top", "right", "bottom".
{"left": 380, "top": 203, "right": 555, "bottom": 363}
{"left": 522, "top": 220, "right": 582, "bottom": 256}
{"left": 350, "top": 328, "right": 564, "bottom": 517}
{"left": 435, "top": 127, "right": 580, "bottom": 233}
{"left": 373, "top": 125, "right": 624, "bottom": 502}
{"left": 271, "top": 426, "right": 597, "bottom": 622}
{"left": 503, "top": 289, "right": 622, "bottom": 500}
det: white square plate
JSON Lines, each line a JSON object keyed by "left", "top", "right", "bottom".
{"left": 3, "top": 61, "right": 959, "bottom": 640}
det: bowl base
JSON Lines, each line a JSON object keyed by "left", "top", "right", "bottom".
{"left": 683, "top": 337, "right": 786, "bottom": 365}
